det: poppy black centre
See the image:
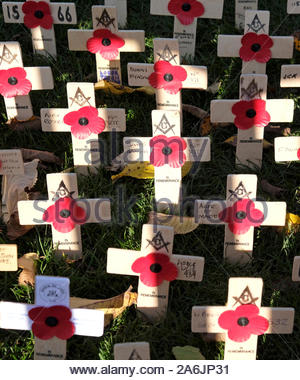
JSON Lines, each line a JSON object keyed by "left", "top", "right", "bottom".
{"left": 164, "top": 73, "right": 173, "bottom": 82}
{"left": 162, "top": 146, "right": 172, "bottom": 156}
{"left": 78, "top": 117, "right": 89, "bottom": 126}
{"left": 34, "top": 10, "right": 44, "bottom": 19}
{"left": 45, "top": 316, "right": 58, "bottom": 327}
{"left": 246, "top": 109, "right": 256, "bottom": 118}
{"left": 251, "top": 43, "right": 261, "bottom": 52}
{"left": 237, "top": 317, "right": 249, "bottom": 327}
{"left": 150, "top": 263, "right": 162, "bottom": 273}
{"left": 60, "top": 209, "right": 71, "bottom": 218}
{"left": 102, "top": 38, "right": 111, "bottom": 46}
{"left": 236, "top": 211, "right": 247, "bottom": 220}
{"left": 8, "top": 76, "right": 18, "bottom": 85}
{"left": 182, "top": 3, "right": 191, "bottom": 11}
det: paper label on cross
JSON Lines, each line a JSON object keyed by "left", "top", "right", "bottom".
{"left": 218, "top": 10, "right": 294, "bottom": 74}
{"left": 150, "top": 0, "right": 224, "bottom": 57}
{"left": 194, "top": 174, "right": 286, "bottom": 264}
{"left": 281, "top": 65, "right": 300, "bottom": 87}
{"left": 107, "top": 224, "right": 204, "bottom": 321}
{"left": 104, "top": 0, "right": 127, "bottom": 27}
{"left": 0, "top": 41, "right": 53, "bottom": 120}
{"left": 2, "top": 0, "right": 77, "bottom": 58}
{"left": 235, "top": 0, "right": 258, "bottom": 29}
{"left": 114, "top": 342, "right": 151, "bottom": 360}
{"left": 275, "top": 136, "right": 300, "bottom": 162}
{"left": 0, "top": 244, "right": 18, "bottom": 271}
{"left": 41, "top": 82, "right": 126, "bottom": 174}
{"left": 0, "top": 149, "right": 24, "bottom": 175}
{"left": 17, "top": 173, "right": 111, "bottom": 259}
{"left": 68, "top": 6, "right": 144, "bottom": 84}
{"left": 287, "top": 0, "right": 300, "bottom": 13}
{"left": 192, "top": 277, "right": 294, "bottom": 359}
{"left": 211, "top": 74, "right": 294, "bottom": 168}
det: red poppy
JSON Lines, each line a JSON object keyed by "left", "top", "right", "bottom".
{"left": 29, "top": 305, "right": 75, "bottom": 340}
{"left": 297, "top": 149, "right": 300, "bottom": 161}
{"left": 22, "top": 1, "right": 53, "bottom": 30}
{"left": 218, "top": 304, "right": 269, "bottom": 342}
{"left": 63, "top": 106, "right": 105, "bottom": 140}
{"left": 87, "top": 29, "right": 125, "bottom": 60}
{"left": 0, "top": 67, "right": 32, "bottom": 98}
{"left": 232, "top": 99, "right": 271, "bottom": 130}
{"left": 42, "top": 197, "right": 87, "bottom": 233}
{"left": 239, "top": 33, "right": 273, "bottom": 63}
{"left": 219, "top": 199, "right": 264, "bottom": 235}
{"left": 148, "top": 61, "right": 187, "bottom": 94}
{"left": 150, "top": 135, "right": 187, "bottom": 168}
{"left": 168, "top": 0, "right": 205, "bottom": 25}
{"left": 131, "top": 253, "right": 178, "bottom": 287}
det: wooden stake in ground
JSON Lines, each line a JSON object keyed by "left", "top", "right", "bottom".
{"left": 150, "top": 0, "right": 224, "bottom": 58}
{"left": 17, "top": 173, "right": 111, "bottom": 259}
{"left": 235, "top": 0, "right": 258, "bottom": 30}
{"left": 114, "top": 342, "right": 151, "bottom": 360}
{"left": 0, "top": 41, "right": 53, "bottom": 120}
{"left": 287, "top": 0, "right": 300, "bottom": 13}
{"left": 194, "top": 174, "right": 286, "bottom": 264}
{"left": 0, "top": 244, "right": 18, "bottom": 272}
{"left": 105, "top": 0, "right": 127, "bottom": 27}
{"left": 68, "top": 6, "right": 145, "bottom": 84}
{"left": 274, "top": 136, "right": 300, "bottom": 162}
{"left": 0, "top": 275, "right": 104, "bottom": 360}
{"left": 211, "top": 74, "right": 294, "bottom": 168}
{"left": 41, "top": 82, "right": 126, "bottom": 175}
{"left": 192, "top": 277, "right": 294, "bottom": 360}
{"left": 107, "top": 224, "right": 205, "bottom": 322}
{"left": 218, "top": 10, "right": 294, "bottom": 74}
{"left": 2, "top": 0, "right": 77, "bottom": 59}
{"left": 123, "top": 110, "right": 210, "bottom": 208}
{"left": 128, "top": 38, "right": 207, "bottom": 118}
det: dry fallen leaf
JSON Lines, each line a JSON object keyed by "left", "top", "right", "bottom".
{"left": 261, "top": 179, "right": 285, "bottom": 197}
{"left": 277, "top": 213, "right": 300, "bottom": 234}
{"left": 18, "top": 253, "right": 38, "bottom": 286}
{"left": 20, "top": 148, "right": 61, "bottom": 165}
{"left": 95, "top": 80, "right": 155, "bottom": 96}
{"left": 7, "top": 116, "right": 41, "bottom": 131}
{"left": 148, "top": 211, "right": 199, "bottom": 234}
{"left": 6, "top": 212, "right": 34, "bottom": 240}
{"left": 264, "top": 125, "right": 291, "bottom": 136}
{"left": 182, "top": 104, "right": 208, "bottom": 119}
{"left": 70, "top": 287, "right": 137, "bottom": 327}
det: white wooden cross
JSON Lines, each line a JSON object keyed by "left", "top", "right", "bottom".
{"left": 2, "top": 0, "right": 77, "bottom": 59}
{"left": 128, "top": 38, "right": 207, "bottom": 118}
{"left": 114, "top": 342, "right": 151, "bottom": 360}
{"left": 41, "top": 82, "right": 126, "bottom": 175}
{"left": 0, "top": 244, "right": 18, "bottom": 272}
{"left": 281, "top": 65, "right": 300, "bottom": 87}
{"left": 68, "top": 6, "right": 145, "bottom": 84}
{"left": 235, "top": 0, "right": 258, "bottom": 30}
{"left": 0, "top": 41, "right": 53, "bottom": 120}
{"left": 218, "top": 10, "right": 294, "bottom": 74}
{"left": 123, "top": 110, "right": 210, "bottom": 209}
{"left": 287, "top": 0, "right": 300, "bottom": 13}
{"left": 192, "top": 277, "right": 294, "bottom": 360}
{"left": 104, "top": 0, "right": 127, "bottom": 27}
{"left": 107, "top": 224, "right": 205, "bottom": 322}
{"left": 150, "top": 0, "right": 224, "bottom": 58}
{"left": 194, "top": 174, "right": 286, "bottom": 264}
{"left": 0, "top": 275, "right": 104, "bottom": 360}
{"left": 275, "top": 136, "right": 300, "bottom": 163}
{"left": 211, "top": 74, "right": 294, "bottom": 168}
{"left": 17, "top": 173, "right": 111, "bottom": 260}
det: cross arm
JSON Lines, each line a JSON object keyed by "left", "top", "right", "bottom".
{"left": 76, "top": 198, "right": 111, "bottom": 223}
{"left": 118, "top": 31, "right": 145, "bottom": 52}
{"left": 18, "top": 200, "right": 54, "bottom": 225}
{"left": 191, "top": 306, "right": 227, "bottom": 333}
{"left": 0, "top": 149, "right": 24, "bottom": 175}
{"left": 127, "top": 63, "right": 154, "bottom": 87}
{"left": 254, "top": 201, "right": 286, "bottom": 226}
{"left": 2, "top": 2, "right": 24, "bottom": 23}
{"left": 171, "top": 255, "right": 204, "bottom": 282}
{"left": 275, "top": 136, "right": 300, "bottom": 162}
{"left": 50, "top": 3, "right": 77, "bottom": 25}
{"left": 0, "top": 301, "right": 32, "bottom": 331}
{"left": 107, "top": 248, "right": 140, "bottom": 276}
{"left": 194, "top": 200, "right": 226, "bottom": 224}
{"left": 260, "top": 307, "right": 294, "bottom": 334}
{"left": 181, "top": 66, "right": 207, "bottom": 89}
{"left": 185, "top": 138, "right": 211, "bottom": 162}
{"left": 71, "top": 308, "right": 104, "bottom": 337}
{"left": 68, "top": 30, "right": 94, "bottom": 51}
{"left": 281, "top": 65, "right": 300, "bottom": 87}
{"left": 25, "top": 67, "right": 54, "bottom": 90}
{"left": 123, "top": 137, "right": 151, "bottom": 163}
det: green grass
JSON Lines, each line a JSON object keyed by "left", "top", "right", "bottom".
{"left": 0, "top": 0, "right": 300, "bottom": 360}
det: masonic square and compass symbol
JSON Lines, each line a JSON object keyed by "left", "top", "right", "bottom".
{"left": 0, "top": 44, "right": 18, "bottom": 65}
{"left": 232, "top": 286, "right": 259, "bottom": 306}
{"left": 154, "top": 114, "right": 176, "bottom": 135}
{"left": 146, "top": 231, "right": 170, "bottom": 252}
{"left": 128, "top": 349, "right": 142, "bottom": 360}
{"left": 69, "top": 87, "right": 92, "bottom": 107}
{"left": 241, "top": 79, "right": 263, "bottom": 100}
{"left": 228, "top": 182, "right": 252, "bottom": 201}
{"left": 50, "top": 181, "right": 75, "bottom": 201}
{"left": 96, "top": 9, "right": 116, "bottom": 28}
{"left": 247, "top": 14, "right": 266, "bottom": 33}
{"left": 157, "top": 45, "right": 178, "bottom": 63}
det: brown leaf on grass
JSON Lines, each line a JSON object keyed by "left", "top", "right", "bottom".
{"left": 18, "top": 253, "right": 38, "bottom": 286}
{"left": 70, "top": 287, "right": 137, "bottom": 327}
{"left": 6, "top": 211, "right": 34, "bottom": 240}
{"left": 7, "top": 116, "right": 41, "bottom": 131}
{"left": 224, "top": 135, "right": 273, "bottom": 149}
{"left": 200, "top": 116, "right": 231, "bottom": 136}
{"left": 182, "top": 104, "right": 208, "bottom": 119}
{"left": 20, "top": 149, "right": 61, "bottom": 165}
{"left": 261, "top": 179, "right": 285, "bottom": 197}
{"left": 148, "top": 211, "right": 199, "bottom": 234}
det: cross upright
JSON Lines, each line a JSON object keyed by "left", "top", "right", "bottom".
{"left": 107, "top": 224, "right": 205, "bottom": 322}
{"left": 287, "top": 0, "right": 300, "bottom": 13}
{"left": 123, "top": 109, "right": 210, "bottom": 209}
{"left": 0, "top": 244, "right": 18, "bottom": 272}
{"left": 41, "top": 82, "right": 126, "bottom": 175}
{"left": 275, "top": 136, "right": 300, "bottom": 163}
{"left": 17, "top": 173, "right": 111, "bottom": 260}
{"left": 218, "top": 10, "right": 294, "bottom": 74}
{"left": 68, "top": 6, "right": 145, "bottom": 84}
{"left": 211, "top": 74, "right": 294, "bottom": 168}
{"left": 235, "top": 0, "right": 258, "bottom": 30}
{"left": 2, "top": 0, "right": 77, "bottom": 58}
{"left": 150, "top": 0, "right": 224, "bottom": 58}
{"left": 128, "top": 38, "right": 207, "bottom": 119}
{"left": 194, "top": 174, "right": 286, "bottom": 264}
{"left": 292, "top": 257, "right": 300, "bottom": 281}
{"left": 0, "top": 275, "right": 104, "bottom": 360}
{"left": 192, "top": 277, "right": 294, "bottom": 359}
{"left": 104, "top": 0, "right": 127, "bottom": 27}
{"left": 114, "top": 342, "right": 151, "bottom": 360}
{"left": 0, "top": 41, "right": 53, "bottom": 120}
